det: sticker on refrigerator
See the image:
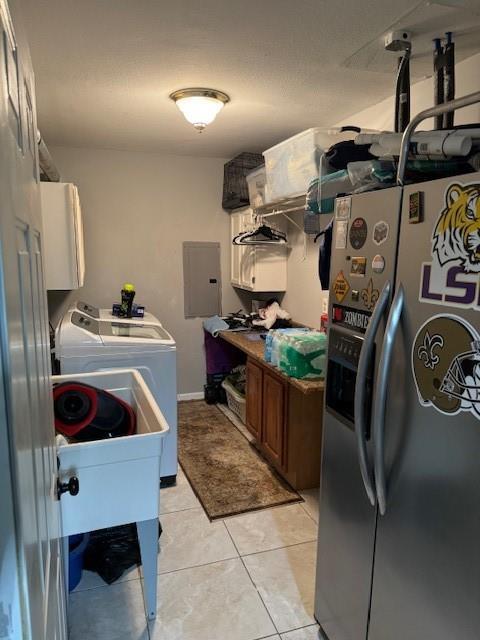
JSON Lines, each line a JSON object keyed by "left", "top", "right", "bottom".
{"left": 419, "top": 181, "right": 480, "bottom": 311}
{"left": 372, "top": 254, "right": 385, "bottom": 273}
{"left": 333, "top": 271, "right": 350, "bottom": 302}
{"left": 350, "top": 257, "right": 366, "bottom": 276}
{"left": 335, "top": 196, "right": 351, "bottom": 220}
{"left": 412, "top": 314, "right": 480, "bottom": 420}
{"left": 332, "top": 304, "right": 371, "bottom": 333}
{"left": 349, "top": 217, "right": 368, "bottom": 250}
{"left": 373, "top": 220, "right": 389, "bottom": 245}
{"left": 335, "top": 220, "right": 348, "bottom": 249}
{"left": 361, "top": 279, "right": 379, "bottom": 310}
{"left": 408, "top": 191, "right": 423, "bottom": 223}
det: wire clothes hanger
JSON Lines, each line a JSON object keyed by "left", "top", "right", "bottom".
{"left": 232, "top": 221, "right": 287, "bottom": 245}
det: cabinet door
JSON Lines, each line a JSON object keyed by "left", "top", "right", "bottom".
{"left": 262, "top": 371, "right": 287, "bottom": 468}
{"left": 230, "top": 212, "right": 242, "bottom": 286}
{"left": 72, "top": 185, "right": 85, "bottom": 287}
{"left": 246, "top": 360, "right": 263, "bottom": 439}
{"left": 241, "top": 245, "right": 255, "bottom": 290}
{"left": 240, "top": 209, "right": 255, "bottom": 289}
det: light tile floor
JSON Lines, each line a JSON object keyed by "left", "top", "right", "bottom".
{"left": 69, "top": 465, "right": 321, "bottom": 640}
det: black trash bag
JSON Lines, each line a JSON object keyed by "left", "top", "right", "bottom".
{"left": 83, "top": 521, "right": 162, "bottom": 585}
{"left": 315, "top": 219, "right": 333, "bottom": 290}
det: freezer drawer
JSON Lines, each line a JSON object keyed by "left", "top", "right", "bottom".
{"left": 54, "top": 369, "right": 169, "bottom": 537}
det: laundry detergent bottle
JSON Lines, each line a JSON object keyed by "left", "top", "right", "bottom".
{"left": 120, "top": 283, "right": 135, "bottom": 317}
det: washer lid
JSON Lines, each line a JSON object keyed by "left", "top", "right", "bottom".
{"left": 72, "top": 300, "right": 161, "bottom": 326}
{"left": 70, "top": 312, "right": 174, "bottom": 346}
{"left": 103, "top": 322, "right": 174, "bottom": 344}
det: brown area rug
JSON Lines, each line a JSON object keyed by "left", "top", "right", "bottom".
{"left": 177, "top": 400, "right": 302, "bottom": 520}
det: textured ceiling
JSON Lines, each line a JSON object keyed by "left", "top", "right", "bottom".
{"left": 21, "top": 0, "right": 480, "bottom": 158}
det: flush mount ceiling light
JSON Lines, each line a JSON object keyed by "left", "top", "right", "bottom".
{"left": 169, "top": 88, "right": 230, "bottom": 133}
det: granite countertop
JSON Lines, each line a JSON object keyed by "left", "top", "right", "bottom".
{"left": 218, "top": 330, "right": 325, "bottom": 395}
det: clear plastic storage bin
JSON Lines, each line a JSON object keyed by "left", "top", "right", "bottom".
{"left": 246, "top": 165, "right": 267, "bottom": 209}
{"left": 263, "top": 127, "right": 365, "bottom": 202}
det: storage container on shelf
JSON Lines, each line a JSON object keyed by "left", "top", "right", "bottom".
{"left": 246, "top": 165, "right": 267, "bottom": 209}
{"left": 263, "top": 126, "right": 369, "bottom": 203}
{"left": 222, "top": 153, "right": 264, "bottom": 211}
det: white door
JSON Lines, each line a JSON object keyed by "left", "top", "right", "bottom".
{"left": 72, "top": 185, "right": 85, "bottom": 288}
{"left": 0, "top": 1, "right": 66, "bottom": 639}
{"left": 240, "top": 209, "right": 255, "bottom": 290}
{"left": 230, "top": 211, "right": 242, "bottom": 286}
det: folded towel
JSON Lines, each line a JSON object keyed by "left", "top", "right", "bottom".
{"left": 203, "top": 315, "right": 229, "bottom": 337}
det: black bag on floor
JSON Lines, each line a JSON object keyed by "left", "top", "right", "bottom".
{"left": 83, "top": 521, "right": 162, "bottom": 585}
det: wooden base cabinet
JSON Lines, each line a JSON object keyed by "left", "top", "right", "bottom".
{"left": 262, "top": 369, "right": 287, "bottom": 469}
{"left": 246, "top": 359, "right": 263, "bottom": 439}
{"left": 245, "top": 357, "right": 323, "bottom": 490}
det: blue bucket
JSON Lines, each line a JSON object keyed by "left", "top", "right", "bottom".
{"left": 69, "top": 532, "right": 90, "bottom": 592}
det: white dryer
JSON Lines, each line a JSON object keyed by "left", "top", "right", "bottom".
{"left": 56, "top": 310, "right": 178, "bottom": 485}
{"left": 71, "top": 300, "right": 160, "bottom": 325}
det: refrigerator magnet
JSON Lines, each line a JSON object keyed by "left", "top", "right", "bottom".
{"left": 373, "top": 220, "right": 389, "bottom": 245}
{"left": 335, "top": 220, "right": 348, "bottom": 249}
{"left": 350, "top": 256, "right": 367, "bottom": 276}
{"left": 333, "top": 271, "right": 350, "bottom": 302}
{"left": 409, "top": 191, "right": 423, "bottom": 223}
{"left": 361, "top": 278, "right": 380, "bottom": 310}
{"left": 335, "top": 196, "right": 351, "bottom": 220}
{"left": 412, "top": 314, "right": 480, "bottom": 421}
{"left": 349, "top": 217, "right": 368, "bottom": 250}
{"left": 372, "top": 254, "right": 385, "bottom": 273}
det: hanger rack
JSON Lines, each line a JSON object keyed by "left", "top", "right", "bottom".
{"left": 253, "top": 195, "right": 307, "bottom": 260}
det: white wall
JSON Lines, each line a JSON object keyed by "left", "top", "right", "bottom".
{"left": 48, "top": 147, "right": 243, "bottom": 395}
{"left": 283, "top": 51, "right": 480, "bottom": 327}
{"left": 282, "top": 227, "right": 325, "bottom": 329}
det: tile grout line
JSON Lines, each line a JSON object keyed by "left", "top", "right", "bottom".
{"left": 72, "top": 574, "right": 140, "bottom": 595}
{"left": 223, "top": 522, "right": 281, "bottom": 637}
{"left": 157, "top": 552, "right": 240, "bottom": 578}
{"left": 283, "top": 622, "right": 320, "bottom": 633}
{"left": 237, "top": 537, "right": 318, "bottom": 560}
{"left": 159, "top": 504, "right": 201, "bottom": 516}
{"left": 298, "top": 501, "right": 319, "bottom": 526}
{"left": 239, "top": 553, "right": 281, "bottom": 638}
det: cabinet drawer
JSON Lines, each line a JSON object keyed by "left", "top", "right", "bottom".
{"left": 54, "top": 369, "right": 169, "bottom": 537}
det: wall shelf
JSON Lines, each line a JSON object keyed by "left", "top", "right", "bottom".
{"left": 254, "top": 194, "right": 306, "bottom": 219}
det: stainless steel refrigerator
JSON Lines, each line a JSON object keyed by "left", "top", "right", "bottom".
{"left": 315, "top": 170, "right": 480, "bottom": 640}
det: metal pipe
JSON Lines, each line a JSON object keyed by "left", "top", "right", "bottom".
{"left": 396, "top": 91, "right": 480, "bottom": 185}
{"left": 433, "top": 38, "right": 444, "bottom": 129}
{"left": 395, "top": 48, "right": 411, "bottom": 133}
{"left": 443, "top": 32, "right": 455, "bottom": 129}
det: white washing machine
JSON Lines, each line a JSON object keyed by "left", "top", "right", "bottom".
{"left": 71, "top": 300, "right": 160, "bottom": 325}
{"left": 56, "top": 309, "right": 178, "bottom": 485}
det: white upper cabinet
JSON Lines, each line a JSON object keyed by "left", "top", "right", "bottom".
{"left": 230, "top": 208, "right": 287, "bottom": 292}
{"left": 40, "top": 182, "right": 85, "bottom": 290}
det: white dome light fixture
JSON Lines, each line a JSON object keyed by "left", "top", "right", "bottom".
{"left": 170, "top": 88, "right": 230, "bottom": 133}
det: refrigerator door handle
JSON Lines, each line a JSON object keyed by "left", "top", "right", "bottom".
{"left": 373, "top": 284, "right": 405, "bottom": 516}
{"left": 354, "top": 280, "right": 391, "bottom": 506}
